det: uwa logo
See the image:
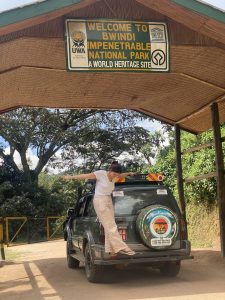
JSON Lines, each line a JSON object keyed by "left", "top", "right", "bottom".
{"left": 71, "top": 31, "right": 86, "bottom": 54}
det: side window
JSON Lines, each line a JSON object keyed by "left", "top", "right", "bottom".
{"left": 76, "top": 198, "right": 86, "bottom": 217}
{"left": 84, "top": 195, "right": 96, "bottom": 217}
{"left": 76, "top": 194, "right": 96, "bottom": 217}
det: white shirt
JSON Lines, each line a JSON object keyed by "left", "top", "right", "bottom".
{"left": 93, "top": 170, "right": 115, "bottom": 196}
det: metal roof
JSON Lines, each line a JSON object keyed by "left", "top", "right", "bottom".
{"left": 0, "top": 1, "right": 47, "bottom": 14}
{"left": 172, "top": 0, "right": 225, "bottom": 23}
{"left": 0, "top": 0, "right": 82, "bottom": 28}
{"left": 0, "top": 0, "right": 225, "bottom": 133}
{"left": 197, "top": 0, "right": 225, "bottom": 13}
{"left": 0, "top": 0, "right": 225, "bottom": 28}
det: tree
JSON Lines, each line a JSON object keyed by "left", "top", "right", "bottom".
{"left": 140, "top": 130, "right": 165, "bottom": 165}
{"left": 151, "top": 124, "right": 225, "bottom": 204}
{"left": 0, "top": 108, "right": 151, "bottom": 185}
{"left": 51, "top": 124, "right": 150, "bottom": 173}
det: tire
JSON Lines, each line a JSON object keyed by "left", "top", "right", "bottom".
{"left": 84, "top": 244, "right": 104, "bottom": 283}
{"left": 66, "top": 240, "right": 80, "bottom": 269}
{"left": 136, "top": 205, "right": 179, "bottom": 250}
{"left": 160, "top": 261, "right": 181, "bottom": 277}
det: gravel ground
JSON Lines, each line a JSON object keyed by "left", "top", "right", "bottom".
{"left": 1, "top": 240, "right": 225, "bottom": 300}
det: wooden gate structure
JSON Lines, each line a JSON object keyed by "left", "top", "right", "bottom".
{"left": 0, "top": 0, "right": 224, "bottom": 255}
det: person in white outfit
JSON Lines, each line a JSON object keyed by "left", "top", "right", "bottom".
{"left": 63, "top": 161, "right": 136, "bottom": 257}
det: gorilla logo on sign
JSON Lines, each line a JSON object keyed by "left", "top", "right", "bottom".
{"left": 71, "top": 31, "right": 85, "bottom": 48}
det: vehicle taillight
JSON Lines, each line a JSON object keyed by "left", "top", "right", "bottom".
{"left": 99, "top": 224, "right": 127, "bottom": 243}
{"left": 118, "top": 228, "right": 127, "bottom": 241}
{"left": 180, "top": 217, "right": 188, "bottom": 240}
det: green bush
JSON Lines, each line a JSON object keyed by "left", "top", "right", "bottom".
{"left": 0, "top": 168, "right": 80, "bottom": 217}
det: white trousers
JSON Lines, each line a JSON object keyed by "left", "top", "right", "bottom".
{"left": 93, "top": 195, "right": 131, "bottom": 253}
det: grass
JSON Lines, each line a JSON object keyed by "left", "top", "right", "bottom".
{"left": 2, "top": 246, "right": 24, "bottom": 261}
{"left": 186, "top": 202, "right": 220, "bottom": 248}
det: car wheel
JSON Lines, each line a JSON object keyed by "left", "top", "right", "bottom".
{"left": 66, "top": 240, "right": 80, "bottom": 269}
{"left": 160, "top": 261, "right": 181, "bottom": 277}
{"left": 84, "top": 244, "right": 104, "bottom": 283}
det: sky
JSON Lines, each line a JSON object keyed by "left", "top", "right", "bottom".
{"left": 0, "top": 0, "right": 225, "bottom": 12}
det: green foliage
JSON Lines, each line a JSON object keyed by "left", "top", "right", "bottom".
{"left": 0, "top": 105, "right": 224, "bottom": 220}
{"left": 140, "top": 127, "right": 177, "bottom": 193}
{"left": 0, "top": 163, "right": 53, "bottom": 216}
{"left": 0, "top": 108, "right": 153, "bottom": 217}
{"left": 140, "top": 130, "right": 165, "bottom": 165}
{"left": 0, "top": 195, "right": 36, "bottom": 217}
{"left": 148, "top": 124, "right": 225, "bottom": 205}
{"left": 40, "top": 173, "right": 81, "bottom": 213}
{"left": 181, "top": 128, "right": 225, "bottom": 204}
{"left": 0, "top": 108, "right": 150, "bottom": 184}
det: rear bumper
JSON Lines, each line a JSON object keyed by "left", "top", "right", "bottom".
{"left": 94, "top": 254, "right": 193, "bottom": 265}
{"left": 91, "top": 241, "right": 193, "bottom": 265}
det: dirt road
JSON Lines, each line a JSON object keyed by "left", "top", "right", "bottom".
{"left": 1, "top": 240, "right": 225, "bottom": 300}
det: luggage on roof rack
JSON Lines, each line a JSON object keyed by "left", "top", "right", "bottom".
{"left": 115, "top": 173, "right": 164, "bottom": 184}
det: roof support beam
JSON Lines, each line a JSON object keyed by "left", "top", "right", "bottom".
{"left": 182, "top": 136, "right": 225, "bottom": 155}
{"left": 0, "top": 0, "right": 100, "bottom": 36}
{"left": 211, "top": 103, "right": 225, "bottom": 258}
{"left": 175, "top": 124, "right": 186, "bottom": 218}
{"left": 176, "top": 94, "right": 225, "bottom": 125}
{"left": 0, "top": 218, "right": 5, "bottom": 262}
{"left": 136, "top": 0, "right": 225, "bottom": 44}
{"left": 184, "top": 172, "right": 217, "bottom": 183}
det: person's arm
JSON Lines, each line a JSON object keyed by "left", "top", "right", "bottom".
{"left": 118, "top": 172, "right": 136, "bottom": 178}
{"left": 63, "top": 173, "right": 96, "bottom": 180}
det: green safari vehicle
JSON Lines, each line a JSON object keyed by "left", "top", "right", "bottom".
{"left": 64, "top": 174, "right": 193, "bottom": 283}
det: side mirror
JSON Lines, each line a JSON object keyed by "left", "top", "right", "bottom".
{"left": 85, "top": 183, "right": 93, "bottom": 189}
{"left": 67, "top": 208, "right": 75, "bottom": 217}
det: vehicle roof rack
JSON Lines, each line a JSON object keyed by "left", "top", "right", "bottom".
{"left": 85, "top": 173, "right": 164, "bottom": 188}
{"left": 115, "top": 173, "right": 164, "bottom": 186}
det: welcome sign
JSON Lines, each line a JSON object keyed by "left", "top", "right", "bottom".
{"left": 65, "top": 19, "right": 169, "bottom": 72}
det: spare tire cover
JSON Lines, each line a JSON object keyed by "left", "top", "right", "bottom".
{"left": 136, "top": 205, "right": 178, "bottom": 250}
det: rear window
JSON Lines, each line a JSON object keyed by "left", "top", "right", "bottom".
{"left": 113, "top": 187, "right": 180, "bottom": 216}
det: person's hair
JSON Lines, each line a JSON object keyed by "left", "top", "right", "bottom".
{"left": 109, "top": 161, "right": 122, "bottom": 173}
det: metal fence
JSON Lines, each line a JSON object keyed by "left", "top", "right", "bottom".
{"left": 0, "top": 217, "right": 5, "bottom": 260}
{"left": 1, "top": 216, "right": 65, "bottom": 247}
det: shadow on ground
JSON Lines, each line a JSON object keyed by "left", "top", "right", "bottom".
{"left": 1, "top": 249, "right": 225, "bottom": 300}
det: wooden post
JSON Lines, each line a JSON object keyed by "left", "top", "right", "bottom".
{"left": 175, "top": 124, "right": 186, "bottom": 218}
{"left": 211, "top": 103, "right": 225, "bottom": 258}
{"left": 0, "top": 218, "right": 5, "bottom": 265}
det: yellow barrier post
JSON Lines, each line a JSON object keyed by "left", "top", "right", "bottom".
{"left": 5, "top": 217, "right": 27, "bottom": 246}
{"left": 47, "top": 216, "right": 66, "bottom": 241}
{"left": 0, "top": 217, "right": 5, "bottom": 265}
